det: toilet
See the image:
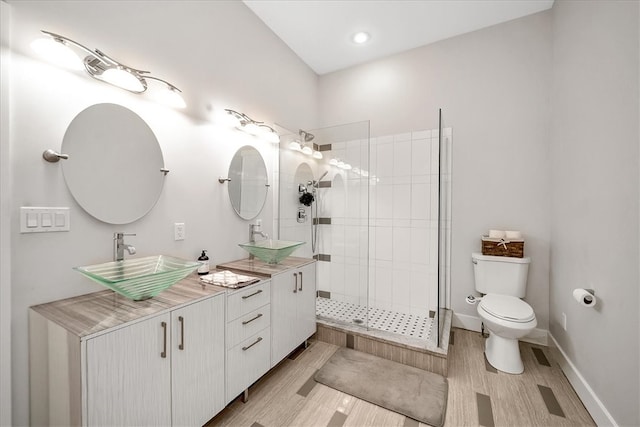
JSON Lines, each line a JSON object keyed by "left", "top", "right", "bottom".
{"left": 471, "top": 252, "right": 536, "bottom": 374}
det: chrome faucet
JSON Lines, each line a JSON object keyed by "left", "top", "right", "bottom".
{"left": 249, "top": 224, "right": 269, "bottom": 243}
{"left": 114, "top": 232, "right": 136, "bottom": 261}
{"left": 248, "top": 223, "right": 268, "bottom": 261}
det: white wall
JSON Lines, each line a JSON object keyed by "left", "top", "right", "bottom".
{"left": 6, "top": 1, "right": 318, "bottom": 425}
{"left": 1, "top": 2, "right": 13, "bottom": 425}
{"left": 319, "top": 12, "right": 552, "bottom": 336}
{"left": 549, "top": 1, "right": 639, "bottom": 425}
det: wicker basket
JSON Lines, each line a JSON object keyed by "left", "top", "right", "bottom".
{"left": 481, "top": 236, "right": 524, "bottom": 258}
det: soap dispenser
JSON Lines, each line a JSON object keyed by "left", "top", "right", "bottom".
{"left": 197, "top": 250, "right": 210, "bottom": 275}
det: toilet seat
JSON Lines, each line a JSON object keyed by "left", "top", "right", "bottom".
{"left": 479, "top": 294, "right": 535, "bottom": 323}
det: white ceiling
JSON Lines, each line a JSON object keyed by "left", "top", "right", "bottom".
{"left": 244, "top": 0, "right": 555, "bottom": 75}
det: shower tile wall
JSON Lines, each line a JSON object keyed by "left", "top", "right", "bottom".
{"left": 319, "top": 128, "right": 451, "bottom": 319}
{"left": 369, "top": 129, "right": 440, "bottom": 317}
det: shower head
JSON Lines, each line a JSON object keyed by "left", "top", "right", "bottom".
{"left": 310, "top": 170, "right": 329, "bottom": 188}
{"left": 299, "top": 129, "right": 315, "bottom": 142}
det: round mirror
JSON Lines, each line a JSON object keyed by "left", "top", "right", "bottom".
{"left": 61, "top": 104, "right": 165, "bottom": 224}
{"left": 228, "top": 145, "right": 268, "bottom": 220}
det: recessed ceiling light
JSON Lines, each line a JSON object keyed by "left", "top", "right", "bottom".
{"left": 352, "top": 32, "right": 370, "bottom": 44}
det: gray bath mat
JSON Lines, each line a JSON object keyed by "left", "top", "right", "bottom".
{"left": 315, "top": 347, "right": 448, "bottom": 427}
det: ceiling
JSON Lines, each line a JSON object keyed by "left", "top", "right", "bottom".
{"left": 243, "top": 0, "right": 554, "bottom": 75}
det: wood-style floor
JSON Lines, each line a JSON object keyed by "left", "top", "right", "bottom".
{"left": 207, "top": 328, "right": 595, "bottom": 427}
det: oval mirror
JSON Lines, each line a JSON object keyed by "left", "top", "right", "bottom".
{"left": 61, "top": 104, "right": 165, "bottom": 224}
{"left": 228, "top": 145, "right": 268, "bottom": 220}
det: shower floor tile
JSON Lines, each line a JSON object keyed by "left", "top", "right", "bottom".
{"left": 316, "top": 297, "right": 434, "bottom": 340}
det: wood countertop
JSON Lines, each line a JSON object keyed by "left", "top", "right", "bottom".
{"left": 30, "top": 272, "right": 229, "bottom": 339}
{"left": 216, "top": 256, "right": 315, "bottom": 277}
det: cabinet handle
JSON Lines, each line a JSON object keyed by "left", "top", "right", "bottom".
{"left": 242, "top": 313, "right": 263, "bottom": 325}
{"left": 242, "top": 336, "right": 263, "bottom": 351}
{"left": 299, "top": 271, "right": 303, "bottom": 291}
{"left": 293, "top": 272, "right": 298, "bottom": 293}
{"left": 241, "top": 289, "right": 263, "bottom": 299}
{"left": 178, "top": 316, "right": 185, "bottom": 350}
{"left": 160, "top": 321, "right": 167, "bottom": 358}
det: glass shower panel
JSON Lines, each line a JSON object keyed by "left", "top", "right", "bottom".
{"left": 279, "top": 121, "right": 370, "bottom": 329}
{"left": 437, "top": 109, "right": 452, "bottom": 348}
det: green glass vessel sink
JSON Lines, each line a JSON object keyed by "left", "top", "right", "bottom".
{"left": 238, "top": 240, "right": 305, "bottom": 264}
{"left": 73, "top": 255, "right": 201, "bottom": 301}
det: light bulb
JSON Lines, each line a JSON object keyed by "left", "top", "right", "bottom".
{"left": 337, "top": 160, "right": 345, "bottom": 168}
{"left": 243, "top": 122, "right": 261, "bottom": 136}
{"left": 301, "top": 145, "right": 313, "bottom": 156}
{"left": 156, "top": 85, "right": 186, "bottom": 109}
{"left": 312, "top": 151, "right": 323, "bottom": 159}
{"left": 288, "top": 140, "right": 302, "bottom": 151}
{"left": 343, "top": 163, "right": 352, "bottom": 170}
{"left": 219, "top": 110, "right": 242, "bottom": 128}
{"left": 265, "top": 131, "right": 280, "bottom": 144}
{"left": 100, "top": 67, "right": 145, "bottom": 92}
{"left": 260, "top": 126, "right": 280, "bottom": 144}
{"left": 31, "top": 38, "right": 83, "bottom": 70}
{"left": 329, "top": 158, "right": 338, "bottom": 166}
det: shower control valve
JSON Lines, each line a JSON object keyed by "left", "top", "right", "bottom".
{"left": 297, "top": 208, "right": 306, "bottom": 223}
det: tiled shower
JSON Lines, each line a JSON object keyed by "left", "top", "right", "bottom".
{"left": 279, "top": 118, "right": 451, "bottom": 347}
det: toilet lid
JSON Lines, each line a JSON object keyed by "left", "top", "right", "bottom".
{"left": 479, "top": 294, "right": 535, "bottom": 322}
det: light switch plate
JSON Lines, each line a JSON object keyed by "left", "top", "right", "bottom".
{"left": 20, "top": 207, "right": 70, "bottom": 233}
{"left": 174, "top": 222, "right": 185, "bottom": 241}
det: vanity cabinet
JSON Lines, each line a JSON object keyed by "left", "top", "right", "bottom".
{"left": 29, "top": 279, "right": 225, "bottom": 427}
{"left": 224, "top": 280, "right": 272, "bottom": 403}
{"left": 271, "top": 262, "right": 317, "bottom": 366}
{"left": 216, "top": 257, "right": 317, "bottom": 371}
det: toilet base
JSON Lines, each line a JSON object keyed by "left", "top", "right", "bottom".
{"left": 485, "top": 333, "right": 524, "bottom": 374}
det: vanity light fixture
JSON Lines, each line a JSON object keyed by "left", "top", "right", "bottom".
{"left": 32, "top": 30, "right": 186, "bottom": 109}
{"left": 224, "top": 109, "right": 280, "bottom": 143}
{"left": 301, "top": 144, "right": 313, "bottom": 156}
{"left": 312, "top": 150, "right": 323, "bottom": 159}
{"left": 329, "top": 158, "right": 353, "bottom": 170}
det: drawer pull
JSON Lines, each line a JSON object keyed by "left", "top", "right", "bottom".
{"left": 241, "top": 289, "right": 263, "bottom": 300}
{"left": 178, "top": 316, "right": 185, "bottom": 350}
{"left": 293, "top": 272, "right": 298, "bottom": 293}
{"left": 242, "top": 313, "right": 263, "bottom": 325}
{"left": 299, "top": 271, "right": 303, "bottom": 291}
{"left": 242, "top": 336, "right": 263, "bottom": 351}
{"left": 160, "top": 321, "right": 167, "bottom": 358}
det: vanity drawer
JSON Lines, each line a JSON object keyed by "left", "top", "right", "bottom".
{"left": 226, "top": 305, "right": 271, "bottom": 349}
{"left": 227, "top": 280, "right": 270, "bottom": 321}
{"left": 226, "top": 327, "right": 271, "bottom": 402}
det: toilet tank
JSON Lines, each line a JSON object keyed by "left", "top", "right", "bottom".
{"left": 472, "top": 253, "right": 531, "bottom": 297}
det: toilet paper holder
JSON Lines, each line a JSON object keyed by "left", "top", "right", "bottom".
{"left": 573, "top": 288, "right": 596, "bottom": 307}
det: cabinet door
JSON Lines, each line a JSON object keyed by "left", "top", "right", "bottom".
{"left": 171, "top": 294, "right": 225, "bottom": 426}
{"left": 86, "top": 314, "right": 171, "bottom": 427}
{"left": 297, "top": 262, "right": 317, "bottom": 344}
{"left": 270, "top": 270, "right": 300, "bottom": 365}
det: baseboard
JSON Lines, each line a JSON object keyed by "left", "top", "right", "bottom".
{"left": 548, "top": 333, "right": 617, "bottom": 427}
{"left": 452, "top": 312, "right": 548, "bottom": 346}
